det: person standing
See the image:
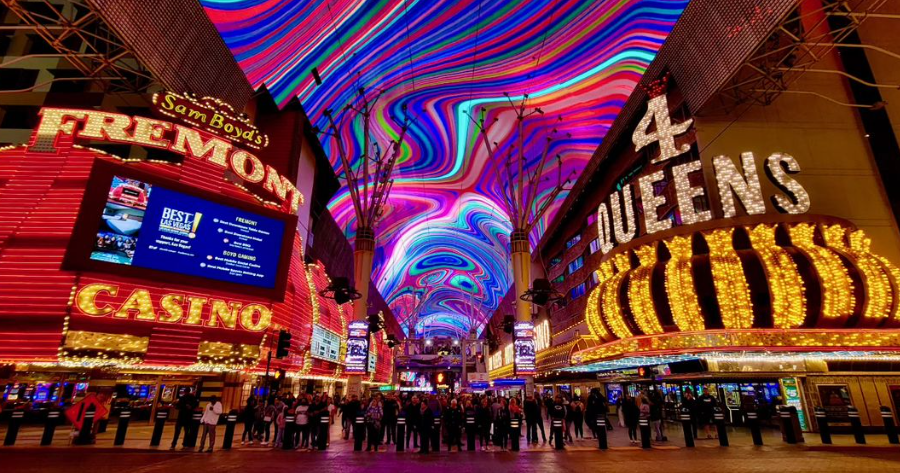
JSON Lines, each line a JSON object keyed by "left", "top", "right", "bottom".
{"left": 698, "top": 388, "right": 718, "bottom": 439}
{"left": 383, "top": 393, "right": 399, "bottom": 445}
{"left": 571, "top": 397, "right": 585, "bottom": 439}
{"left": 548, "top": 396, "right": 566, "bottom": 449}
{"left": 476, "top": 397, "right": 492, "bottom": 451}
{"left": 682, "top": 389, "right": 698, "bottom": 439}
{"left": 444, "top": 398, "right": 463, "bottom": 451}
{"left": 418, "top": 400, "right": 433, "bottom": 454}
{"left": 240, "top": 395, "right": 257, "bottom": 445}
{"left": 295, "top": 397, "right": 311, "bottom": 449}
{"left": 198, "top": 396, "right": 223, "bottom": 453}
{"left": 170, "top": 388, "right": 198, "bottom": 450}
{"left": 404, "top": 395, "right": 421, "bottom": 449}
{"left": 365, "top": 394, "right": 384, "bottom": 452}
{"left": 262, "top": 398, "right": 276, "bottom": 446}
{"left": 623, "top": 394, "right": 639, "bottom": 445}
{"left": 524, "top": 394, "right": 542, "bottom": 444}
{"left": 274, "top": 403, "right": 286, "bottom": 448}
{"left": 650, "top": 390, "right": 665, "bottom": 441}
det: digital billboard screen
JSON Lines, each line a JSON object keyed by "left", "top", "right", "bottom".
{"left": 66, "top": 159, "right": 295, "bottom": 300}
{"left": 345, "top": 321, "right": 370, "bottom": 374}
{"left": 513, "top": 321, "right": 536, "bottom": 375}
{"left": 90, "top": 175, "right": 285, "bottom": 288}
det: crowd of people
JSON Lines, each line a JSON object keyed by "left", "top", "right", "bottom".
{"left": 168, "top": 386, "right": 753, "bottom": 453}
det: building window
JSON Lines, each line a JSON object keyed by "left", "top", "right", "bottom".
{"left": 566, "top": 234, "right": 582, "bottom": 249}
{"left": 589, "top": 238, "right": 601, "bottom": 255}
{"left": 552, "top": 274, "right": 564, "bottom": 284}
{"left": 549, "top": 254, "right": 562, "bottom": 267}
{"left": 567, "top": 256, "right": 584, "bottom": 274}
{"left": 570, "top": 282, "right": 587, "bottom": 300}
{"left": 586, "top": 212, "right": 597, "bottom": 227}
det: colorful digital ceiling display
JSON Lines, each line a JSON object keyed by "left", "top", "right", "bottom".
{"left": 201, "top": 0, "right": 687, "bottom": 337}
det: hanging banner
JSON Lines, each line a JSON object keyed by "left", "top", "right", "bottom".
{"left": 345, "top": 321, "right": 370, "bottom": 374}
{"left": 514, "top": 321, "right": 536, "bottom": 375}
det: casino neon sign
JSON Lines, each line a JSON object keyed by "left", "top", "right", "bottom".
{"left": 30, "top": 108, "right": 301, "bottom": 214}
{"left": 73, "top": 282, "right": 272, "bottom": 332}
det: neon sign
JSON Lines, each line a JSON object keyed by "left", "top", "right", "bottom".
{"left": 30, "top": 108, "right": 301, "bottom": 213}
{"left": 152, "top": 91, "right": 268, "bottom": 149}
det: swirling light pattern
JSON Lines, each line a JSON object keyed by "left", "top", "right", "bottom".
{"left": 201, "top": 0, "right": 688, "bottom": 337}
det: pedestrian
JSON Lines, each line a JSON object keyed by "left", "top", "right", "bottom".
{"left": 365, "top": 394, "right": 384, "bottom": 452}
{"left": 524, "top": 394, "right": 546, "bottom": 444}
{"left": 274, "top": 403, "right": 286, "bottom": 448}
{"left": 419, "top": 400, "right": 433, "bottom": 454}
{"left": 548, "top": 396, "right": 566, "bottom": 449}
{"left": 197, "top": 396, "right": 223, "bottom": 453}
{"left": 683, "top": 389, "right": 699, "bottom": 439}
{"left": 476, "top": 397, "right": 492, "bottom": 451}
{"left": 170, "top": 388, "right": 198, "bottom": 450}
{"left": 404, "top": 395, "right": 421, "bottom": 449}
{"left": 295, "top": 397, "right": 310, "bottom": 449}
{"left": 571, "top": 397, "right": 584, "bottom": 439}
{"left": 444, "top": 398, "right": 463, "bottom": 451}
{"left": 262, "top": 398, "right": 276, "bottom": 446}
{"left": 383, "top": 393, "right": 399, "bottom": 445}
{"left": 650, "top": 390, "right": 665, "bottom": 441}
{"left": 240, "top": 395, "right": 257, "bottom": 445}
{"left": 623, "top": 394, "right": 639, "bottom": 445}
{"left": 698, "top": 388, "right": 718, "bottom": 439}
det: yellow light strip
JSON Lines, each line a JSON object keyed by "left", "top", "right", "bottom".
{"left": 789, "top": 223, "right": 855, "bottom": 319}
{"left": 601, "top": 254, "right": 633, "bottom": 339}
{"left": 748, "top": 224, "right": 806, "bottom": 328}
{"left": 664, "top": 235, "right": 705, "bottom": 331}
{"left": 628, "top": 245, "right": 663, "bottom": 334}
{"left": 706, "top": 228, "right": 754, "bottom": 329}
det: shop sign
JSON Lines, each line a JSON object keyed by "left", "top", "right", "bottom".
{"left": 595, "top": 87, "right": 811, "bottom": 255}
{"left": 152, "top": 91, "right": 268, "bottom": 149}
{"left": 30, "top": 108, "right": 300, "bottom": 213}
{"left": 345, "top": 321, "right": 370, "bottom": 374}
{"left": 73, "top": 282, "right": 272, "bottom": 332}
{"left": 513, "top": 321, "right": 536, "bottom": 375}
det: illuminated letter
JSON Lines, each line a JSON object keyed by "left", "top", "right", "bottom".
{"left": 161, "top": 93, "right": 177, "bottom": 110}
{"left": 672, "top": 159, "right": 712, "bottom": 225}
{"left": 209, "top": 113, "right": 225, "bottom": 129}
{"left": 207, "top": 300, "right": 240, "bottom": 329}
{"left": 610, "top": 184, "right": 638, "bottom": 244}
{"left": 632, "top": 94, "right": 693, "bottom": 164}
{"left": 596, "top": 202, "right": 614, "bottom": 254}
{"left": 765, "top": 152, "right": 810, "bottom": 214}
{"left": 230, "top": 150, "right": 265, "bottom": 183}
{"left": 263, "top": 165, "right": 292, "bottom": 201}
{"left": 78, "top": 111, "right": 133, "bottom": 143}
{"left": 31, "top": 108, "right": 88, "bottom": 153}
{"left": 132, "top": 116, "right": 172, "bottom": 149}
{"left": 638, "top": 170, "right": 672, "bottom": 234}
{"left": 114, "top": 288, "right": 157, "bottom": 321}
{"left": 158, "top": 294, "right": 185, "bottom": 323}
{"left": 75, "top": 283, "right": 118, "bottom": 316}
{"left": 713, "top": 153, "right": 765, "bottom": 218}
{"left": 240, "top": 304, "right": 273, "bottom": 332}
{"left": 184, "top": 296, "right": 208, "bottom": 325}
{"left": 170, "top": 125, "right": 232, "bottom": 167}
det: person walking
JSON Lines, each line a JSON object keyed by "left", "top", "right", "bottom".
{"left": 197, "top": 396, "right": 223, "bottom": 453}
{"left": 170, "top": 388, "right": 198, "bottom": 450}
{"left": 240, "top": 395, "right": 257, "bottom": 445}
{"left": 365, "top": 394, "right": 384, "bottom": 452}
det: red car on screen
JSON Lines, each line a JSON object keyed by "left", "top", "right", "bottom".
{"left": 108, "top": 183, "right": 148, "bottom": 209}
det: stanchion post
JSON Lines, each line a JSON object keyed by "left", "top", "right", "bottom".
{"left": 881, "top": 406, "right": 899, "bottom": 445}
{"left": 552, "top": 419, "right": 564, "bottom": 450}
{"left": 431, "top": 417, "right": 441, "bottom": 452}
{"left": 76, "top": 408, "right": 96, "bottom": 445}
{"left": 466, "top": 415, "right": 476, "bottom": 451}
{"left": 282, "top": 414, "right": 295, "bottom": 450}
{"left": 397, "top": 417, "right": 406, "bottom": 452}
{"left": 318, "top": 416, "right": 329, "bottom": 450}
{"left": 639, "top": 418, "right": 651, "bottom": 449}
{"left": 679, "top": 408, "right": 694, "bottom": 448}
{"left": 848, "top": 406, "right": 866, "bottom": 444}
{"left": 113, "top": 409, "right": 132, "bottom": 446}
{"left": 746, "top": 411, "right": 763, "bottom": 446}
{"left": 223, "top": 413, "right": 238, "bottom": 450}
{"left": 510, "top": 417, "right": 521, "bottom": 451}
{"left": 596, "top": 417, "right": 608, "bottom": 450}
{"left": 184, "top": 411, "right": 202, "bottom": 448}
{"left": 41, "top": 410, "right": 62, "bottom": 446}
{"left": 150, "top": 410, "right": 168, "bottom": 447}
{"left": 4, "top": 411, "right": 24, "bottom": 446}
{"left": 714, "top": 407, "right": 728, "bottom": 447}
{"left": 353, "top": 416, "right": 366, "bottom": 451}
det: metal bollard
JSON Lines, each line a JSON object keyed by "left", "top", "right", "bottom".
{"left": 98, "top": 416, "right": 109, "bottom": 434}
{"left": 281, "top": 415, "right": 295, "bottom": 450}
{"left": 596, "top": 417, "right": 608, "bottom": 450}
{"left": 431, "top": 417, "right": 441, "bottom": 452}
{"left": 815, "top": 407, "right": 831, "bottom": 445}
{"left": 679, "top": 408, "right": 694, "bottom": 448}
{"left": 714, "top": 408, "right": 728, "bottom": 447}
{"left": 184, "top": 411, "right": 203, "bottom": 448}
{"left": 318, "top": 416, "right": 329, "bottom": 450}
{"left": 552, "top": 419, "right": 564, "bottom": 450}
{"left": 113, "top": 410, "right": 132, "bottom": 446}
{"left": 881, "top": 406, "right": 899, "bottom": 444}
{"left": 223, "top": 414, "right": 238, "bottom": 450}
{"left": 75, "top": 408, "right": 96, "bottom": 445}
{"left": 746, "top": 411, "right": 763, "bottom": 446}
{"left": 41, "top": 410, "right": 62, "bottom": 446}
{"left": 639, "top": 418, "right": 651, "bottom": 449}
{"left": 4, "top": 411, "right": 25, "bottom": 446}
{"left": 466, "top": 416, "right": 476, "bottom": 451}
{"left": 397, "top": 417, "right": 406, "bottom": 452}
{"left": 150, "top": 410, "right": 168, "bottom": 447}
{"left": 848, "top": 406, "right": 866, "bottom": 444}
{"left": 353, "top": 416, "right": 366, "bottom": 451}
{"left": 510, "top": 418, "right": 521, "bottom": 451}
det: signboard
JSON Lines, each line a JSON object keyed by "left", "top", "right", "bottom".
{"left": 152, "top": 91, "right": 268, "bottom": 149}
{"left": 90, "top": 175, "right": 286, "bottom": 289}
{"left": 65, "top": 393, "right": 109, "bottom": 430}
{"left": 781, "top": 377, "right": 808, "bottom": 430}
{"left": 513, "top": 321, "right": 536, "bottom": 375}
{"left": 467, "top": 372, "right": 490, "bottom": 382}
{"left": 310, "top": 325, "right": 341, "bottom": 362}
{"left": 344, "top": 321, "right": 370, "bottom": 374}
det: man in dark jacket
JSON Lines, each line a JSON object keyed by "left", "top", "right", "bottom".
{"left": 524, "top": 394, "right": 546, "bottom": 444}
{"left": 548, "top": 396, "right": 567, "bottom": 448}
{"left": 170, "top": 389, "right": 198, "bottom": 450}
{"left": 343, "top": 394, "right": 362, "bottom": 440}
{"left": 443, "top": 399, "right": 463, "bottom": 451}
{"left": 419, "top": 401, "right": 433, "bottom": 454}
{"left": 404, "top": 395, "right": 421, "bottom": 448}
{"left": 383, "top": 393, "right": 399, "bottom": 445}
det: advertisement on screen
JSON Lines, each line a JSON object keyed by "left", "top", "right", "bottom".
{"left": 345, "top": 321, "right": 370, "bottom": 374}
{"left": 513, "top": 321, "right": 536, "bottom": 375}
{"left": 89, "top": 175, "right": 286, "bottom": 289}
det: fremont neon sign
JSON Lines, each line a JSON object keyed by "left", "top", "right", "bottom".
{"left": 30, "top": 108, "right": 301, "bottom": 214}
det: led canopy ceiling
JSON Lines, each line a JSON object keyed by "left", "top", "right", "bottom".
{"left": 201, "top": 0, "right": 688, "bottom": 338}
